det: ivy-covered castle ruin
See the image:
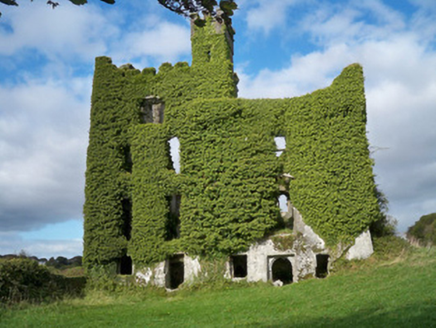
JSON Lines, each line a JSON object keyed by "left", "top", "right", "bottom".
{"left": 84, "top": 14, "right": 380, "bottom": 288}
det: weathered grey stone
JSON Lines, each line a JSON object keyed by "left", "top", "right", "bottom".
{"left": 184, "top": 255, "right": 201, "bottom": 284}
{"left": 135, "top": 254, "right": 200, "bottom": 288}
{"left": 273, "top": 279, "right": 283, "bottom": 287}
{"left": 346, "top": 230, "right": 374, "bottom": 260}
{"left": 293, "top": 207, "right": 325, "bottom": 250}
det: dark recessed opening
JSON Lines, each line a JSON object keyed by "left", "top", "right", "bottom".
{"left": 167, "top": 255, "right": 184, "bottom": 289}
{"left": 167, "top": 195, "right": 181, "bottom": 240}
{"left": 231, "top": 255, "right": 247, "bottom": 278}
{"left": 122, "top": 144, "right": 132, "bottom": 173}
{"left": 121, "top": 198, "right": 132, "bottom": 241}
{"left": 315, "top": 254, "right": 329, "bottom": 278}
{"left": 271, "top": 257, "right": 293, "bottom": 284}
{"left": 119, "top": 255, "right": 132, "bottom": 275}
{"left": 140, "top": 96, "right": 164, "bottom": 124}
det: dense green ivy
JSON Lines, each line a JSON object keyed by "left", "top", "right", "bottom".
{"left": 283, "top": 64, "right": 380, "bottom": 245}
{"left": 128, "top": 124, "right": 177, "bottom": 265}
{"left": 84, "top": 16, "right": 380, "bottom": 271}
{"left": 83, "top": 17, "right": 237, "bottom": 269}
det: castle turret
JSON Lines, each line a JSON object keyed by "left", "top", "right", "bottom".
{"left": 191, "top": 10, "right": 234, "bottom": 65}
{"left": 190, "top": 11, "right": 238, "bottom": 98}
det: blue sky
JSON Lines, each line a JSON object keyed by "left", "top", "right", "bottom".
{"left": 1, "top": 0, "right": 435, "bottom": 258}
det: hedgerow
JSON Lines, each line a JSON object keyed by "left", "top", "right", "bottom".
{"left": 0, "top": 258, "right": 85, "bottom": 304}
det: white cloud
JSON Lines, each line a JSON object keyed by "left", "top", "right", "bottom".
{"left": 301, "top": 0, "right": 406, "bottom": 47}
{"left": 0, "top": 3, "right": 117, "bottom": 61}
{"left": 111, "top": 21, "right": 191, "bottom": 65}
{"left": 0, "top": 231, "right": 82, "bottom": 259}
{"left": 0, "top": 77, "right": 91, "bottom": 231}
{"left": 244, "top": 0, "right": 299, "bottom": 35}
{"left": 0, "top": 2, "right": 190, "bottom": 68}
{"left": 238, "top": 44, "right": 354, "bottom": 98}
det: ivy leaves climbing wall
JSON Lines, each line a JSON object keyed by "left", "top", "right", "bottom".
{"left": 84, "top": 17, "right": 380, "bottom": 270}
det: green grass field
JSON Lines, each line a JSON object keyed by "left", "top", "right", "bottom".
{"left": 1, "top": 247, "right": 435, "bottom": 328}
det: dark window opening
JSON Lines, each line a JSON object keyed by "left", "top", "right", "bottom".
{"left": 316, "top": 254, "right": 329, "bottom": 278}
{"left": 122, "top": 145, "right": 132, "bottom": 173}
{"left": 167, "top": 255, "right": 184, "bottom": 289}
{"left": 121, "top": 198, "right": 132, "bottom": 241}
{"left": 119, "top": 255, "right": 132, "bottom": 275}
{"left": 231, "top": 255, "right": 247, "bottom": 278}
{"left": 167, "top": 195, "right": 181, "bottom": 240}
{"left": 271, "top": 257, "right": 293, "bottom": 285}
{"left": 140, "top": 96, "right": 164, "bottom": 124}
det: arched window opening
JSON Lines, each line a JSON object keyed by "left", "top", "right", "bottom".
{"left": 274, "top": 136, "right": 286, "bottom": 157}
{"left": 271, "top": 257, "right": 293, "bottom": 285}
{"left": 316, "top": 254, "right": 329, "bottom": 278}
{"left": 168, "top": 137, "right": 180, "bottom": 174}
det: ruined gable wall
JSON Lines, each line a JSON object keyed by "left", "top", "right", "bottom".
{"left": 283, "top": 64, "right": 380, "bottom": 246}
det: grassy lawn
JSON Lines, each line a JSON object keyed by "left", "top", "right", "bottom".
{"left": 1, "top": 247, "right": 435, "bottom": 328}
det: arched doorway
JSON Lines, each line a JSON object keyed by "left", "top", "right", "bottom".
{"left": 271, "top": 257, "right": 293, "bottom": 284}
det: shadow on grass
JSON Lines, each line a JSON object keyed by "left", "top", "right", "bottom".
{"left": 248, "top": 301, "right": 435, "bottom": 328}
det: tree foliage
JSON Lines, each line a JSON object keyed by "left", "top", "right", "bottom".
{"left": 158, "top": 0, "right": 236, "bottom": 16}
{"left": 407, "top": 213, "right": 436, "bottom": 246}
{"left": 0, "top": 0, "right": 237, "bottom": 22}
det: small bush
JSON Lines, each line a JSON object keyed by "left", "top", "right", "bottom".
{"left": 372, "top": 235, "right": 410, "bottom": 260}
{"left": 0, "top": 258, "right": 85, "bottom": 304}
{"left": 0, "top": 258, "right": 55, "bottom": 304}
{"left": 407, "top": 213, "right": 436, "bottom": 246}
{"left": 85, "top": 264, "right": 124, "bottom": 292}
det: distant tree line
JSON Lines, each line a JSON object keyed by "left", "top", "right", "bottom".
{"left": 0, "top": 253, "right": 82, "bottom": 269}
{"left": 407, "top": 213, "right": 436, "bottom": 246}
